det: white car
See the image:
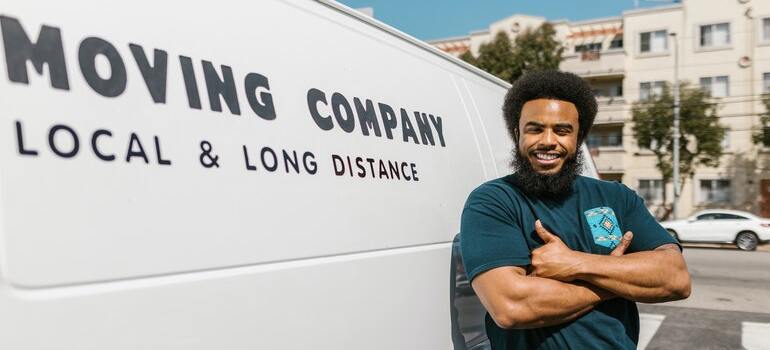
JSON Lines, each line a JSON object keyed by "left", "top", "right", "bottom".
{"left": 661, "top": 209, "right": 770, "bottom": 251}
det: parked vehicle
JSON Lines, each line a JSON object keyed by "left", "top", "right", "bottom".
{"left": 0, "top": 0, "right": 599, "bottom": 349}
{"left": 661, "top": 209, "right": 770, "bottom": 251}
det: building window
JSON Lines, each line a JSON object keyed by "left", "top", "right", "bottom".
{"left": 609, "top": 35, "right": 623, "bottom": 49}
{"left": 700, "top": 76, "right": 729, "bottom": 97}
{"left": 699, "top": 179, "right": 731, "bottom": 203}
{"left": 640, "top": 30, "right": 667, "bottom": 53}
{"left": 721, "top": 132, "right": 730, "bottom": 149}
{"left": 587, "top": 126, "right": 623, "bottom": 148}
{"left": 575, "top": 43, "right": 602, "bottom": 53}
{"left": 638, "top": 179, "right": 663, "bottom": 203}
{"left": 763, "top": 18, "right": 770, "bottom": 42}
{"left": 763, "top": 72, "right": 770, "bottom": 93}
{"left": 640, "top": 81, "right": 665, "bottom": 101}
{"left": 699, "top": 23, "right": 730, "bottom": 47}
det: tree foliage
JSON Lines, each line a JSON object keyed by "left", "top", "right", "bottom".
{"left": 460, "top": 23, "right": 563, "bottom": 83}
{"left": 631, "top": 83, "right": 727, "bottom": 219}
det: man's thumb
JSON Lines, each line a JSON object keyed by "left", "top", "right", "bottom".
{"left": 610, "top": 231, "right": 634, "bottom": 256}
{"left": 535, "top": 220, "right": 558, "bottom": 243}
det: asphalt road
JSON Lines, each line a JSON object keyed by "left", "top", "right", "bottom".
{"left": 637, "top": 245, "right": 770, "bottom": 349}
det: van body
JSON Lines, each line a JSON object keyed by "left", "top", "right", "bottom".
{"left": 0, "top": 1, "right": 597, "bottom": 348}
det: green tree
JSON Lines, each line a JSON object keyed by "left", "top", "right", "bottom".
{"left": 460, "top": 23, "right": 563, "bottom": 83}
{"left": 631, "top": 82, "right": 727, "bottom": 220}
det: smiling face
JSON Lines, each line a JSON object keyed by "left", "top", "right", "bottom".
{"left": 517, "top": 99, "right": 580, "bottom": 176}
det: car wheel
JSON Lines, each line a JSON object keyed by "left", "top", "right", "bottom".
{"left": 666, "top": 229, "right": 680, "bottom": 242}
{"left": 735, "top": 231, "right": 758, "bottom": 251}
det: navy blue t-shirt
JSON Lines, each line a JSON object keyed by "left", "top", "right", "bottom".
{"left": 460, "top": 174, "right": 678, "bottom": 350}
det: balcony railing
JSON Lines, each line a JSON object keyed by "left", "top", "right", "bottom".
{"left": 581, "top": 50, "right": 601, "bottom": 61}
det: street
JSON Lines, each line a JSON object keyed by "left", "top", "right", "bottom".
{"left": 638, "top": 246, "right": 770, "bottom": 349}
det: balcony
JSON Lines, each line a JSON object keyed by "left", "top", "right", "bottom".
{"left": 561, "top": 49, "right": 625, "bottom": 78}
{"left": 594, "top": 96, "right": 630, "bottom": 124}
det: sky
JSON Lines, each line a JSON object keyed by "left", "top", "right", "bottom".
{"left": 336, "top": 0, "right": 667, "bottom": 41}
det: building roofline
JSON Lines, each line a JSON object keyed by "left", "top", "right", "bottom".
{"left": 564, "top": 15, "right": 622, "bottom": 27}
{"left": 426, "top": 35, "right": 471, "bottom": 44}
{"left": 623, "top": 3, "right": 682, "bottom": 16}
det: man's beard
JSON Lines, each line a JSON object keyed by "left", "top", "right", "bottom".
{"left": 510, "top": 148, "right": 584, "bottom": 200}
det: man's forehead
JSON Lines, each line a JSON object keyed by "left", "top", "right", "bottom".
{"left": 521, "top": 99, "right": 579, "bottom": 124}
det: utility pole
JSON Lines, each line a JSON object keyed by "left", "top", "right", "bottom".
{"left": 670, "top": 32, "right": 680, "bottom": 220}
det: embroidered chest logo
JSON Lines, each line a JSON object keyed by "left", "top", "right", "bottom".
{"left": 584, "top": 207, "right": 622, "bottom": 249}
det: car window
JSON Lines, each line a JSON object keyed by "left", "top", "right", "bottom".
{"left": 696, "top": 214, "right": 717, "bottom": 220}
{"left": 716, "top": 213, "right": 749, "bottom": 220}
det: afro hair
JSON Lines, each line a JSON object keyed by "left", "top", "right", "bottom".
{"left": 502, "top": 70, "right": 598, "bottom": 144}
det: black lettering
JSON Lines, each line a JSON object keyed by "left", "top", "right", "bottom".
{"left": 332, "top": 154, "right": 345, "bottom": 176}
{"left": 244, "top": 72, "right": 276, "bottom": 120}
{"left": 243, "top": 146, "right": 257, "bottom": 171}
{"left": 179, "top": 55, "right": 201, "bottom": 109}
{"left": 303, "top": 152, "right": 317, "bottom": 175}
{"left": 429, "top": 115, "right": 446, "bottom": 147}
{"left": 400, "top": 108, "right": 419, "bottom": 144}
{"left": 346, "top": 155, "right": 353, "bottom": 177}
{"left": 154, "top": 136, "right": 171, "bottom": 165}
{"left": 91, "top": 129, "right": 114, "bottom": 161}
{"left": 202, "top": 61, "right": 240, "bottom": 115}
{"left": 331, "top": 93, "right": 355, "bottom": 133}
{"left": 378, "top": 160, "right": 389, "bottom": 179}
{"left": 354, "top": 98, "right": 381, "bottom": 137}
{"left": 15, "top": 121, "right": 38, "bottom": 156}
{"left": 48, "top": 124, "right": 79, "bottom": 158}
{"left": 355, "top": 157, "right": 366, "bottom": 178}
{"left": 307, "top": 88, "right": 333, "bottom": 131}
{"left": 388, "top": 160, "right": 400, "bottom": 180}
{"left": 366, "top": 158, "right": 376, "bottom": 178}
{"left": 260, "top": 147, "right": 278, "bottom": 172}
{"left": 125, "top": 133, "right": 149, "bottom": 163}
{"left": 414, "top": 112, "right": 435, "bottom": 146}
{"left": 129, "top": 44, "right": 167, "bottom": 103}
{"left": 411, "top": 163, "right": 419, "bottom": 181}
{"left": 283, "top": 149, "right": 299, "bottom": 174}
{"left": 401, "top": 162, "right": 411, "bottom": 181}
{"left": 0, "top": 16, "right": 69, "bottom": 89}
{"left": 78, "top": 37, "right": 127, "bottom": 97}
{"left": 378, "top": 103, "right": 397, "bottom": 140}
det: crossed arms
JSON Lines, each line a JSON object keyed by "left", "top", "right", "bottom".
{"left": 471, "top": 220, "right": 691, "bottom": 329}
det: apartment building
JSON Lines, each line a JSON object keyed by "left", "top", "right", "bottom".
{"left": 430, "top": 0, "right": 770, "bottom": 219}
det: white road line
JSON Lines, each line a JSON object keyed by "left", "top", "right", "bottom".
{"left": 742, "top": 322, "right": 770, "bottom": 350}
{"left": 638, "top": 313, "right": 666, "bottom": 350}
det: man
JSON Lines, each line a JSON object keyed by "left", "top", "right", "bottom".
{"left": 460, "top": 70, "right": 691, "bottom": 349}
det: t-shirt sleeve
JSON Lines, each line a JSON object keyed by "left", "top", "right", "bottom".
{"left": 460, "top": 184, "right": 531, "bottom": 282}
{"left": 619, "top": 184, "right": 681, "bottom": 252}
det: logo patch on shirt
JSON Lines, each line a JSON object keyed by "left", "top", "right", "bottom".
{"left": 584, "top": 207, "right": 622, "bottom": 249}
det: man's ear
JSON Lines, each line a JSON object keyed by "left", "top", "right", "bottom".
{"left": 512, "top": 128, "right": 520, "bottom": 144}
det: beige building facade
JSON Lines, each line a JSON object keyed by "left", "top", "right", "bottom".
{"left": 430, "top": 0, "right": 770, "bottom": 219}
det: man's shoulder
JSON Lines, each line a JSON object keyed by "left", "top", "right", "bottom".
{"left": 465, "top": 175, "right": 522, "bottom": 206}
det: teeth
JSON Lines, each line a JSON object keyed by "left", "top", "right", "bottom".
{"left": 535, "top": 153, "right": 559, "bottom": 160}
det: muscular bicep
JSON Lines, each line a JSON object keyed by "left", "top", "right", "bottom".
{"left": 471, "top": 266, "right": 528, "bottom": 325}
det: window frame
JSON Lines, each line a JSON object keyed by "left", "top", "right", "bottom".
{"left": 637, "top": 178, "right": 664, "bottom": 204}
{"left": 697, "top": 21, "right": 732, "bottom": 50}
{"left": 696, "top": 178, "right": 732, "bottom": 205}
{"left": 638, "top": 29, "right": 669, "bottom": 56}
{"left": 699, "top": 75, "right": 730, "bottom": 98}
{"left": 759, "top": 17, "right": 770, "bottom": 45}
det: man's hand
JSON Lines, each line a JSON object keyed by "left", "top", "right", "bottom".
{"left": 530, "top": 220, "right": 634, "bottom": 281}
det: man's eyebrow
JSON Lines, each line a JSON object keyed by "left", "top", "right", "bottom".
{"left": 523, "top": 121, "right": 545, "bottom": 128}
{"left": 523, "top": 121, "right": 574, "bottom": 130}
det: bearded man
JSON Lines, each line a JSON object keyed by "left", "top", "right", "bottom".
{"left": 460, "top": 70, "right": 691, "bottom": 350}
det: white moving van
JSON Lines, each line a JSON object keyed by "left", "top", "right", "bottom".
{"left": 0, "top": 1, "right": 597, "bottom": 348}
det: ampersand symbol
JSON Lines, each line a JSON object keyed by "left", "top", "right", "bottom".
{"left": 199, "top": 141, "right": 220, "bottom": 168}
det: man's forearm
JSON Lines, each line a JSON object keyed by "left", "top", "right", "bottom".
{"left": 573, "top": 247, "right": 691, "bottom": 303}
{"left": 474, "top": 269, "right": 613, "bottom": 329}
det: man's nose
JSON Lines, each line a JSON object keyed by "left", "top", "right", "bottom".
{"left": 538, "top": 129, "right": 558, "bottom": 147}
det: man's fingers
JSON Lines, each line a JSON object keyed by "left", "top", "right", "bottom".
{"left": 535, "top": 220, "right": 559, "bottom": 243}
{"left": 610, "top": 231, "right": 634, "bottom": 256}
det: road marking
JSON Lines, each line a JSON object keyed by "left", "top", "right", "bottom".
{"left": 638, "top": 313, "right": 666, "bottom": 350}
{"left": 742, "top": 322, "right": 770, "bottom": 350}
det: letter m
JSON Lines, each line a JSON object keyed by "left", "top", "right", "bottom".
{"left": 1, "top": 16, "right": 69, "bottom": 89}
